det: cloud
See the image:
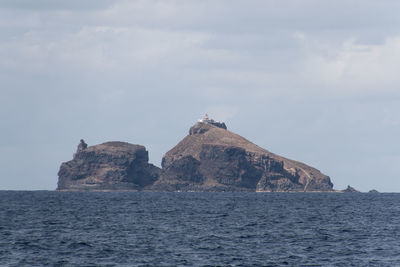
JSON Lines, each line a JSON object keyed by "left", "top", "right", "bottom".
{"left": 0, "top": 0, "right": 114, "bottom": 10}
{"left": 0, "top": 25, "right": 211, "bottom": 74}
{"left": 300, "top": 37, "right": 400, "bottom": 94}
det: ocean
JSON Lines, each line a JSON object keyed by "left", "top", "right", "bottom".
{"left": 0, "top": 191, "right": 399, "bottom": 266}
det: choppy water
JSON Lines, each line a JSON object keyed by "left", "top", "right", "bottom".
{"left": 1, "top": 191, "right": 400, "bottom": 266}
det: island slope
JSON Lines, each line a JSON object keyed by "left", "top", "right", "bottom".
{"left": 151, "top": 122, "right": 333, "bottom": 192}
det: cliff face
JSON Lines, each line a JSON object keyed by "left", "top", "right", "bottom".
{"left": 152, "top": 122, "right": 333, "bottom": 192}
{"left": 57, "top": 141, "right": 160, "bottom": 191}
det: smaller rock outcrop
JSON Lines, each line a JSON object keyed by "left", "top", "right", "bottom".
{"left": 342, "top": 185, "right": 359, "bottom": 193}
{"left": 57, "top": 141, "right": 160, "bottom": 191}
{"left": 76, "top": 139, "right": 88, "bottom": 153}
{"left": 368, "top": 189, "right": 379, "bottom": 193}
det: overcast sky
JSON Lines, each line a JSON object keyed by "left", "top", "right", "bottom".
{"left": 1, "top": 0, "right": 400, "bottom": 191}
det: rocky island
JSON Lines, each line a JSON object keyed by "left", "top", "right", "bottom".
{"left": 57, "top": 140, "right": 160, "bottom": 191}
{"left": 57, "top": 116, "right": 334, "bottom": 192}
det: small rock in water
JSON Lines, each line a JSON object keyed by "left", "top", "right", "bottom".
{"left": 342, "top": 185, "right": 359, "bottom": 193}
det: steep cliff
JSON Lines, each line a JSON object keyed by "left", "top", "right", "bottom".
{"left": 152, "top": 122, "right": 333, "bottom": 192}
{"left": 57, "top": 141, "right": 160, "bottom": 191}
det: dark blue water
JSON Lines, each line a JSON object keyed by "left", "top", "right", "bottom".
{"left": 1, "top": 192, "right": 400, "bottom": 266}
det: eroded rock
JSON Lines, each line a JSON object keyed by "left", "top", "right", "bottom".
{"left": 57, "top": 141, "right": 160, "bottom": 191}
{"left": 152, "top": 121, "right": 333, "bottom": 192}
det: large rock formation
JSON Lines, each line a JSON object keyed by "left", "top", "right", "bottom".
{"left": 152, "top": 121, "right": 333, "bottom": 192}
{"left": 57, "top": 141, "right": 160, "bottom": 191}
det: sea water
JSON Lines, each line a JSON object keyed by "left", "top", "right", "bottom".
{"left": 1, "top": 191, "right": 399, "bottom": 266}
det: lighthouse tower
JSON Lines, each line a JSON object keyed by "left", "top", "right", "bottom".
{"left": 198, "top": 114, "right": 227, "bottom": 129}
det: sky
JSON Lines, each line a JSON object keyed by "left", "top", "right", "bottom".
{"left": 1, "top": 0, "right": 400, "bottom": 191}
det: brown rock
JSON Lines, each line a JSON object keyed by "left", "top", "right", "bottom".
{"left": 57, "top": 141, "right": 160, "bottom": 191}
{"left": 152, "top": 121, "right": 333, "bottom": 192}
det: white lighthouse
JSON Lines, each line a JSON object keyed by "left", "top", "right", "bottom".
{"left": 198, "top": 114, "right": 214, "bottom": 123}
{"left": 198, "top": 114, "right": 227, "bottom": 129}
